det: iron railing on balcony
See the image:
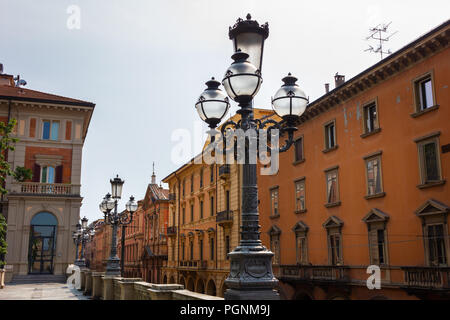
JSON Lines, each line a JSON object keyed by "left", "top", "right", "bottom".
{"left": 219, "top": 164, "right": 230, "bottom": 179}
{"left": 168, "top": 193, "right": 176, "bottom": 202}
{"left": 279, "top": 265, "right": 350, "bottom": 282}
{"left": 216, "top": 210, "right": 233, "bottom": 225}
{"left": 11, "top": 182, "right": 81, "bottom": 196}
{"left": 178, "top": 260, "right": 208, "bottom": 270}
{"left": 402, "top": 266, "right": 450, "bottom": 289}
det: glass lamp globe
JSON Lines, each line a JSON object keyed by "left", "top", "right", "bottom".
{"left": 195, "top": 77, "right": 230, "bottom": 129}
{"left": 105, "top": 193, "right": 115, "bottom": 210}
{"left": 110, "top": 175, "right": 124, "bottom": 199}
{"left": 125, "top": 196, "right": 138, "bottom": 213}
{"left": 272, "top": 73, "right": 308, "bottom": 122}
{"left": 222, "top": 50, "right": 262, "bottom": 104}
{"left": 81, "top": 216, "right": 88, "bottom": 229}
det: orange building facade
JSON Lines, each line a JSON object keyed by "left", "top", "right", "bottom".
{"left": 259, "top": 21, "right": 450, "bottom": 300}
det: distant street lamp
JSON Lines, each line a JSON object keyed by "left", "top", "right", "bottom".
{"left": 195, "top": 14, "right": 308, "bottom": 300}
{"left": 72, "top": 216, "right": 89, "bottom": 268}
{"left": 99, "top": 175, "right": 138, "bottom": 276}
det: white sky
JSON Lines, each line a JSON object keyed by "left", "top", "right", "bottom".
{"left": 1, "top": 0, "right": 449, "bottom": 223}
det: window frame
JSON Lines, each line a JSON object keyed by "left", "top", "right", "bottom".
{"left": 361, "top": 98, "right": 381, "bottom": 137}
{"left": 426, "top": 223, "right": 447, "bottom": 267}
{"left": 294, "top": 177, "right": 306, "bottom": 214}
{"left": 414, "top": 132, "right": 445, "bottom": 188}
{"left": 269, "top": 186, "right": 280, "bottom": 218}
{"left": 41, "top": 119, "right": 60, "bottom": 141}
{"left": 293, "top": 135, "right": 305, "bottom": 164}
{"left": 412, "top": 70, "right": 438, "bottom": 116}
{"left": 324, "top": 166, "right": 341, "bottom": 207}
{"left": 363, "top": 151, "right": 385, "bottom": 199}
{"left": 323, "top": 119, "right": 338, "bottom": 152}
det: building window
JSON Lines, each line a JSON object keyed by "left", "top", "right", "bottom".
{"left": 182, "top": 179, "right": 185, "bottom": 197}
{"left": 293, "top": 137, "right": 304, "bottom": 163}
{"left": 200, "top": 200, "right": 204, "bottom": 219}
{"left": 325, "top": 168, "right": 339, "bottom": 205}
{"left": 226, "top": 190, "right": 230, "bottom": 212}
{"left": 190, "top": 240, "right": 194, "bottom": 260}
{"left": 270, "top": 234, "right": 280, "bottom": 265}
{"left": 210, "top": 237, "right": 214, "bottom": 260}
{"left": 362, "top": 101, "right": 379, "bottom": 134}
{"left": 199, "top": 239, "right": 203, "bottom": 261}
{"left": 415, "top": 133, "right": 443, "bottom": 186}
{"left": 365, "top": 153, "right": 383, "bottom": 197}
{"left": 210, "top": 165, "right": 214, "bottom": 183}
{"left": 368, "top": 228, "right": 387, "bottom": 265}
{"left": 182, "top": 207, "right": 186, "bottom": 224}
{"left": 225, "top": 235, "right": 230, "bottom": 260}
{"left": 190, "top": 174, "right": 194, "bottom": 193}
{"left": 414, "top": 73, "right": 435, "bottom": 111}
{"left": 190, "top": 204, "right": 194, "bottom": 222}
{"left": 296, "top": 235, "right": 308, "bottom": 265}
{"left": 427, "top": 224, "right": 447, "bottom": 266}
{"left": 270, "top": 187, "right": 279, "bottom": 216}
{"left": 40, "top": 166, "right": 55, "bottom": 183}
{"left": 42, "top": 120, "right": 59, "bottom": 141}
{"left": 200, "top": 169, "right": 203, "bottom": 188}
{"left": 210, "top": 196, "right": 214, "bottom": 216}
{"left": 329, "top": 233, "right": 342, "bottom": 265}
{"left": 181, "top": 241, "right": 185, "bottom": 260}
{"left": 295, "top": 179, "right": 306, "bottom": 212}
{"left": 324, "top": 120, "right": 336, "bottom": 150}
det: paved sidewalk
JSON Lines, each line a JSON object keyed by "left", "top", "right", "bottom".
{"left": 0, "top": 283, "right": 90, "bottom": 300}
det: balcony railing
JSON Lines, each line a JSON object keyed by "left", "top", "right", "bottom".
{"left": 168, "top": 193, "right": 176, "bottom": 203}
{"left": 10, "top": 182, "right": 81, "bottom": 196}
{"left": 178, "top": 260, "right": 208, "bottom": 270}
{"left": 167, "top": 226, "right": 177, "bottom": 236}
{"left": 219, "top": 165, "right": 230, "bottom": 179}
{"left": 278, "top": 265, "right": 350, "bottom": 282}
{"left": 216, "top": 210, "right": 233, "bottom": 226}
{"left": 402, "top": 266, "right": 450, "bottom": 289}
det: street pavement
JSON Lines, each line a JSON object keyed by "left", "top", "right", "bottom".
{"left": 0, "top": 282, "right": 90, "bottom": 300}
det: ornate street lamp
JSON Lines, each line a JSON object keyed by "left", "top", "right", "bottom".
{"left": 195, "top": 14, "right": 308, "bottom": 300}
{"left": 99, "top": 176, "right": 137, "bottom": 276}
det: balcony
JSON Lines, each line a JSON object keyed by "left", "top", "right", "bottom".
{"left": 167, "top": 226, "right": 177, "bottom": 237}
{"left": 278, "top": 265, "right": 350, "bottom": 283}
{"left": 402, "top": 266, "right": 450, "bottom": 290}
{"left": 178, "top": 260, "right": 208, "bottom": 270}
{"left": 168, "top": 193, "right": 176, "bottom": 203}
{"left": 10, "top": 182, "right": 81, "bottom": 197}
{"left": 219, "top": 165, "right": 230, "bottom": 179}
{"left": 216, "top": 210, "right": 233, "bottom": 226}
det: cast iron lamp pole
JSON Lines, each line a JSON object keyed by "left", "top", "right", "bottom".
{"left": 195, "top": 14, "right": 308, "bottom": 300}
{"left": 99, "top": 175, "right": 138, "bottom": 276}
{"left": 72, "top": 223, "right": 82, "bottom": 266}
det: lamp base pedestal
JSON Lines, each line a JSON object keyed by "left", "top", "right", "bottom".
{"left": 224, "top": 245, "right": 280, "bottom": 300}
{"left": 105, "top": 256, "right": 121, "bottom": 276}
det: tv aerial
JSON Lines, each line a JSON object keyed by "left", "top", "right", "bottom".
{"left": 364, "top": 22, "right": 398, "bottom": 60}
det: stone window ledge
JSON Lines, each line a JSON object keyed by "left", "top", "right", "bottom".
{"left": 295, "top": 209, "right": 307, "bottom": 214}
{"left": 269, "top": 214, "right": 280, "bottom": 220}
{"left": 322, "top": 145, "right": 339, "bottom": 154}
{"left": 410, "top": 105, "right": 439, "bottom": 118}
{"left": 417, "top": 180, "right": 446, "bottom": 189}
{"left": 360, "top": 128, "right": 381, "bottom": 138}
{"left": 324, "top": 201, "right": 341, "bottom": 208}
{"left": 293, "top": 159, "right": 305, "bottom": 166}
{"left": 364, "top": 192, "right": 386, "bottom": 200}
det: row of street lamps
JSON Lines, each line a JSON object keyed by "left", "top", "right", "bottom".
{"left": 75, "top": 14, "right": 307, "bottom": 300}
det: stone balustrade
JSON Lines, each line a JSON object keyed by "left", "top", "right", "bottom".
{"left": 80, "top": 269, "right": 223, "bottom": 300}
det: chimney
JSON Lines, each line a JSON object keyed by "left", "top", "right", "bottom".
{"left": 325, "top": 83, "right": 330, "bottom": 93}
{"left": 335, "top": 73, "right": 345, "bottom": 87}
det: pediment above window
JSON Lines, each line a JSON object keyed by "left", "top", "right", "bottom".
{"left": 415, "top": 199, "right": 449, "bottom": 217}
{"left": 206, "top": 227, "right": 215, "bottom": 235}
{"left": 267, "top": 224, "right": 282, "bottom": 236}
{"left": 292, "top": 221, "right": 309, "bottom": 233}
{"left": 323, "top": 215, "right": 344, "bottom": 229}
{"left": 362, "top": 208, "right": 390, "bottom": 223}
{"left": 34, "top": 154, "right": 63, "bottom": 167}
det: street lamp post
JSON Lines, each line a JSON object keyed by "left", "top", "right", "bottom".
{"left": 99, "top": 175, "right": 138, "bottom": 276}
{"left": 195, "top": 14, "right": 308, "bottom": 300}
{"left": 72, "top": 217, "right": 89, "bottom": 268}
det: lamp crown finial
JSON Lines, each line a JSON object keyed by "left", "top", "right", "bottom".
{"left": 246, "top": 13, "right": 251, "bottom": 20}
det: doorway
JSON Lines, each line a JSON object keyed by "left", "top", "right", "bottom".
{"left": 28, "top": 212, "right": 57, "bottom": 274}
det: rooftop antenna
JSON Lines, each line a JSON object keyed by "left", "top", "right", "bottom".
{"left": 364, "top": 22, "right": 398, "bottom": 60}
